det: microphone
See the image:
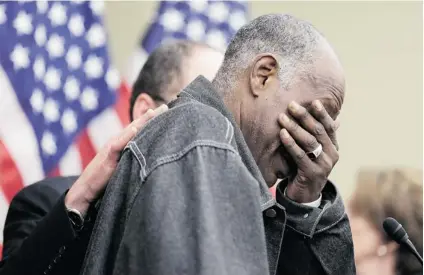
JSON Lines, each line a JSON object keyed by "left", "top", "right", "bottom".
{"left": 383, "top": 217, "right": 423, "bottom": 265}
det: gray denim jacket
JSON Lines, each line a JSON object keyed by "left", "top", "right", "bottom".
{"left": 81, "top": 76, "right": 355, "bottom": 275}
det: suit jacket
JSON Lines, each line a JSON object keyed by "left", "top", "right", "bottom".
{"left": 0, "top": 176, "right": 94, "bottom": 275}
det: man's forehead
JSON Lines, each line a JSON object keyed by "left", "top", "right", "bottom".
{"left": 298, "top": 99, "right": 339, "bottom": 120}
{"left": 304, "top": 74, "right": 345, "bottom": 119}
{"left": 319, "top": 98, "right": 340, "bottom": 119}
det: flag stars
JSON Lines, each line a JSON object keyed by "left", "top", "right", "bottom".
{"left": 36, "top": 0, "right": 49, "bottom": 14}
{"left": 64, "top": 76, "right": 80, "bottom": 101}
{"left": 189, "top": 0, "right": 208, "bottom": 13}
{"left": 89, "top": 1, "right": 104, "bottom": 16}
{"left": 84, "top": 55, "right": 103, "bottom": 79}
{"left": 30, "top": 89, "right": 44, "bottom": 113}
{"left": 43, "top": 98, "right": 60, "bottom": 123}
{"left": 48, "top": 3, "right": 67, "bottom": 26}
{"left": 208, "top": 2, "right": 229, "bottom": 23}
{"left": 229, "top": 10, "right": 247, "bottom": 31}
{"left": 66, "top": 46, "right": 82, "bottom": 70}
{"left": 186, "top": 19, "right": 206, "bottom": 41}
{"left": 80, "top": 87, "right": 98, "bottom": 111}
{"left": 106, "top": 68, "right": 120, "bottom": 91}
{"left": 41, "top": 131, "right": 57, "bottom": 156}
{"left": 206, "top": 30, "right": 227, "bottom": 51}
{"left": 61, "top": 109, "right": 77, "bottom": 134}
{"left": 160, "top": 9, "right": 185, "bottom": 32}
{"left": 71, "top": 0, "right": 86, "bottom": 4}
{"left": 0, "top": 5, "right": 6, "bottom": 25}
{"left": 86, "top": 24, "right": 106, "bottom": 49}
{"left": 3, "top": 1, "right": 123, "bottom": 166}
{"left": 44, "top": 67, "right": 61, "bottom": 91}
{"left": 33, "top": 56, "right": 45, "bottom": 80}
{"left": 35, "top": 25, "right": 47, "bottom": 46}
{"left": 46, "top": 34, "right": 65, "bottom": 58}
{"left": 14, "top": 11, "right": 33, "bottom": 35}
{"left": 68, "top": 14, "right": 85, "bottom": 37}
{"left": 10, "top": 44, "right": 29, "bottom": 70}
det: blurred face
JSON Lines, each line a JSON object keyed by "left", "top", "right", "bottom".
{"left": 132, "top": 47, "right": 223, "bottom": 121}
{"left": 348, "top": 210, "right": 397, "bottom": 275}
{"left": 243, "top": 48, "right": 345, "bottom": 186}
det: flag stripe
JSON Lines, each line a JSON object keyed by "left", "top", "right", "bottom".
{"left": 48, "top": 167, "right": 61, "bottom": 178}
{"left": 124, "top": 48, "right": 148, "bottom": 86}
{"left": 114, "top": 83, "right": 131, "bottom": 126}
{"left": 0, "top": 0, "right": 249, "bottom": 259}
{"left": 87, "top": 109, "right": 123, "bottom": 152}
{"left": 0, "top": 189, "right": 9, "bottom": 244}
{"left": 76, "top": 130, "right": 97, "bottom": 169}
{"left": 58, "top": 144, "right": 83, "bottom": 176}
{"left": 0, "top": 1, "right": 128, "bottom": 258}
{"left": 0, "top": 140, "right": 24, "bottom": 202}
{"left": 0, "top": 66, "right": 44, "bottom": 186}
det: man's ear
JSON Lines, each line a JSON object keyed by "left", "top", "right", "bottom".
{"left": 250, "top": 54, "right": 279, "bottom": 97}
{"left": 132, "top": 93, "right": 157, "bottom": 120}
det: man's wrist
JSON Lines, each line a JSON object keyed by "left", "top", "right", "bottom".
{"left": 284, "top": 187, "right": 322, "bottom": 207}
{"left": 65, "top": 184, "right": 91, "bottom": 217}
{"left": 285, "top": 183, "right": 321, "bottom": 204}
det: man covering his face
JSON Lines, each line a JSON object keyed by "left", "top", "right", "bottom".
{"left": 81, "top": 14, "right": 353, "bottom": 275}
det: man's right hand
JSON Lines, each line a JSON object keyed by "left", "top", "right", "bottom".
{"left": 64, "top": 104, "right": 168, "bottom": 216}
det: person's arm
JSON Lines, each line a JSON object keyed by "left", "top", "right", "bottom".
{"left": 0, "top": 185, "right": 77, "bottom": 275}
{"left": 0, "top": 105, "right": 168, "bottom": 275}
{"left": 277, "top": 100, "right": 355, "bottom": 274}
{"left": 112, "top": 145, "right": 270, "bottom": 275}
{"left": 64, "top": 105, "right": 168, "bottom": 216}
{"left": 277, "top": 180, "right": 355, "bottom": 275}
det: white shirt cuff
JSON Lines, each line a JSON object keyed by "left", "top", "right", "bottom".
{"left": 284, "top": 187, "right": 322, "bottom": 208}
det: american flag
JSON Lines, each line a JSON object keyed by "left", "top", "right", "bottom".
{"left": 0, "top": 0, "right": 248, "bottom": 257}
{"left": 125, "top": 0, "right": 249, "bottom": 85}
{"left": 0, "top": 0, "right": 129, "bottom": 256}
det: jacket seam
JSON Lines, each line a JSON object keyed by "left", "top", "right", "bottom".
{"left": 309, "top": 201, "right": 331, "bottom": 235}
{"left": 224, "top": 117, "right": 234, "bottom": 143}
{"left": 285, "top": 210, "right": 347, "bottom": 238}
{"left": 146, "top": 140, "right": 238, "bottom": 174}
{"left": 126, "top": 140, "right": 239, "bottom": 215}
{"left": 314, "top": 212, "right": 347, "bottom": 234}
{"left": 128, "top": 141, "right": 147, "bottom": 177}
{"left": 285, "top": 224, "right": 313, "bottom": 238}
{"left": 180, "top": 90, "right": 196, "bottom": 100}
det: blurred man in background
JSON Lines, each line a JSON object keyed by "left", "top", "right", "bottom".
{"left": 348, "top": 167, "right": 423, "bottom": 275}
{"left": 129, "top": 41, "right": 224, "bottom": 120}
{"left": 0, "top": 41, "right": 224, "bottom": 275}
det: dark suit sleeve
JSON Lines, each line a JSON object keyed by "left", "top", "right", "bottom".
{"left": 0, "top": 181, "right": 76, "bottom": 275}
{"left": 277, "top": 181, "right": 355, "bottom": 275}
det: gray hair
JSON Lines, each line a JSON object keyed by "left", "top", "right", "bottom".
{"left": 213, "top": 14, "right": 328, "bottom": 91}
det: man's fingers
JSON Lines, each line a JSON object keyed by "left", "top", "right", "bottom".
{"left": 287, "top": 101, "right": 334, "bottom": 150}
{"left": 133, "top": 104, "right": 168, "bottom": 129}
{"left": 310, "top": 100, "right": 339, "bottom": 150}
{"left": 112, "top": 104, "right": 169, "bottom": 152}
{"left": 278, "top": 113, "right": 320, "bottom": 152}
{"left": 280, "top": 128, "right": 312, "bottom": 169}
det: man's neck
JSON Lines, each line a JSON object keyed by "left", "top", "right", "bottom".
{"left": 211, "top": 80, "right": 242, "bottom": 128}
{"left": 211, "top": 80, "right": 262, "bottom": 163}
{"left": 210, "top": 77, "right": 273, "bottom": 206}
